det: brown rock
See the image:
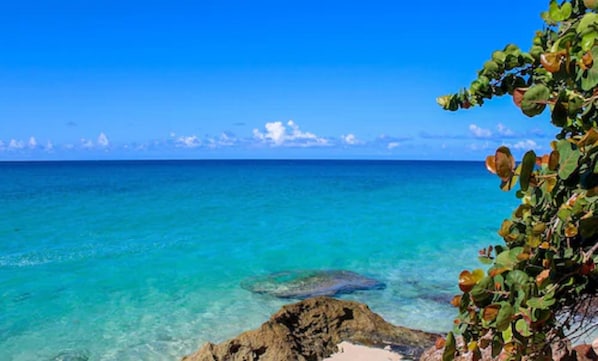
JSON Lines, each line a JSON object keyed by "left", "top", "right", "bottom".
{"left": 572, "top": 344, "right": 598, "bottom": 361}
{"left": 182, "top": 296, "right": 438, "bottom": 361}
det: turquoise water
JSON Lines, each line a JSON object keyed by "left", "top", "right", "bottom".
{"left": 0, "top": 160, "right": 516, "bottom": 360}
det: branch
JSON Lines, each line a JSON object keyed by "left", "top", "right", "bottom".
{"left": 584, "top": 242, "right": 598, "bottom": 263}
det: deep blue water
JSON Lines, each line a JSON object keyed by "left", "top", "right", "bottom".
{"left": 0, "top": 160, "right": 517, "bottom": 360}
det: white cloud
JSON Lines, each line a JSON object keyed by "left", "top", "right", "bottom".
{"left": 81, "top": 138, "right": 94, "bottom": 149}
{"left": 497, "top": 123, "right": 515, "bottom": 136}
{"left": 387, "top": 142, "right": 400, "bottom": 150}
{"left": 0, "top": 140, "right": 5, "bottom": 151}
{"left": 342, "top": 133, "right": 361, "bottom": 145}
{"left": 28, "top": 136, "right": 37, "bottom": 149}
{"left": 9, "top": 139, "right": 25, "bottom": 150}
{"left": 45, "top": 141, "right": 54, "bottom": 151}
{"left": 510, "top": 139, "right": 538, "bottom": 150}
{"left": 217, "top": 132, "right": 237, "bottom": 146}
{"left": 266, "top": 121, "right": 286, "bottom": 145}
{"left": 97, "top": 132, "right": 110, "bottom": 147}
{"left": 205, "top": 138, "right": 217, "bottom": 149}
{"left": 253, "top": 120, "right": 328, "bottom": 147}
{"left": 469, "top": 124, "right": 492, "bottom": 138}
{"left": 176, "top": 135, "right": 201, "bottom": 148}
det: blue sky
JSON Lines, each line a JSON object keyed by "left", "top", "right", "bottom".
{"left": 1, "top": 0, "right": 555, "bottom": 160}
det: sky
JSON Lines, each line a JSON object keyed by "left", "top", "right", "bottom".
{"left": 0, "top": 0, "right": 556, "bottom": 160}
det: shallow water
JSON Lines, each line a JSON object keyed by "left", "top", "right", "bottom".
{"left": 0, "top": 160, "right": 517, "bottom": 360}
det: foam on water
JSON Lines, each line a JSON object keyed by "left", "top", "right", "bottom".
{"left": 0, "top": 160, "right": 518, "bottom": 360}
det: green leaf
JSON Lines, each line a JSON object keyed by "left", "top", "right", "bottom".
{"left": 503, "top": 44, "right": 521, "bottom": 56}
{"left": 493, "top": 274, "right": 505, "bottom": 293}
{"left": 496, "top": 247, "right": 523, "bottom": 269}
{"left": 471, "top": 276, "right": 493, "bottom": 306}
{"left": 541, "top": 11, "right": 557, "bottom": 26}
{"left": 548, "top": 0, "right": 572, "bottom": 22}
{"left": 527, "top": 296, "right": 556, "bottom": 310}
{"left": 491, "top": 333, "right": 504, "bottom": 358}
{"left": 520, "top": 150, "right": 537, "bottom": 191}
{"left": 436, "top": 95, "right": 451, "bottom": 109}
{"left": 558, "top": 207, "right": 573, "bottom": 222}
{"left": 560, "top": 2, "right": 572, "bottom": 21}
{"left": 492, "top": 51, "right": 507, "bottom": 65}
{"left": 442, "top": 332, "right": 456, "bottom": 361}
{"left": 580, "top": 47, "right": 598, "bottom": 91}
{"left": 506, "top": 270, "right": 529, "bottom": 287}
{"left": 500, "top": 174, "right": 519, "bottom": 191}
{"left": 502, "top": 325, "right": 513, "bottom": 343}
{"left": 577, "top": 13, "right": 598, "bottom": 36}
{"left": 557, "top": 140, "right": 581, "bottom": 179}
{"left": 483, "top": 60, "right": 500, "bottom": 77}
{"left": 521, "top": 84, "right": 550, "bottom": 117}
{"left": 581, "top": 31, "right": 598, "bottom": 52}
{"left": 496, "top": 303, "right": 514, "bottom": 332}
{"left": 568, "top": 94, "right": 585, "bottom": 116}
{"left": 553, "top": 29, "right": 577, "bottom": 52}
{"left": 534, "top": 309, "right": 552, "bottom": 325}
{"left": 549, "top": 1, "right": 562, "bottom": 21}
{"left": 552, "top": 92, "right": 569, "bottom": 127}
{"left": 515, "top": 318, "right": 532, "bottom": 337}
{"left": 479, "top": 256, "right": 493, "bottom": 265}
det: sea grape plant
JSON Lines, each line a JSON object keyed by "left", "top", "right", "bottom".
{"left": 437, "top": 1, "right": 598, "bottom": 360}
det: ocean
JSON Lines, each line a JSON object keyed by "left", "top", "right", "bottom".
{"left": 0, "top": 160, "right": 517, "bottom": 360}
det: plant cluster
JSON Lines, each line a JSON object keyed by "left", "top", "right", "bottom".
{"left": 438, "top": 1, "right": 598, "bottom": 360}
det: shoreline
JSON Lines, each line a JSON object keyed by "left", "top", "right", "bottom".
{"left": 323, "top": 342, "right": 404, "bottom": 361}
{"left": 182, "top": 296, "right": 439, "bottom": 361}
{"left": 180, "top": 296, "right": 598, "bottom": 361}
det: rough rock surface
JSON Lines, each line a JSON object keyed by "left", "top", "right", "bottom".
{"left": 182, "top": 296, "right": 438, "bottom": 361}
{"left": 572, "top": 344, "right": 598, "bottom": 361}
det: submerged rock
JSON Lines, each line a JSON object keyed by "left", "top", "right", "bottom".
{"left": 182, "top": 296, "right": 438, "bottom": 361}
{"left": 49, "top": 350, "right": 90, "bottom": 361}
{"left": 240, "top": 270, "right": 385, "bottom": 299}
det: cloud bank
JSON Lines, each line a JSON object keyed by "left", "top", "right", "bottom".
{"left": 253, "top": 120, "right": 329, "bottom": 147}
{"left": 0, "top": 120, "right": 551, "bottom": 160}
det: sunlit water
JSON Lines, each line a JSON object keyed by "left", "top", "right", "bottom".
{"left": 0, "top": 160, "right": 518, "bottom": 360}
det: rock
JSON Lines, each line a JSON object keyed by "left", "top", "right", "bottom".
{"left": 593, "top": 338, "right": 598, "bottom": 355}
{"left": 182, "top": 296, "right": 438, "bottom": 361}
{"left": 574, "top": 297, "right": 598, "bottom": 318}
{"left": 50, "top": 350, "right": 90, "bottom": 361}
{"left": 240, "top": 270, "right": 385, "bottom": 299}
{"left": 572, "top": 344, "right": 598, "bottom": 361}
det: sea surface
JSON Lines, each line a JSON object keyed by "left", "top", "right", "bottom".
{"left": 0, "top": 160, "right": 518, "bottom": 361}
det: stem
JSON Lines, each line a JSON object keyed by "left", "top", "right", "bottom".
{"left": 584, "top": 242, "right": 598, "bottom": 263}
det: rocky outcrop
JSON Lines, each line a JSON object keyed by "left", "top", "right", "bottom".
{"left": 182, "top": 296, "right": 438, "bottom": 361}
